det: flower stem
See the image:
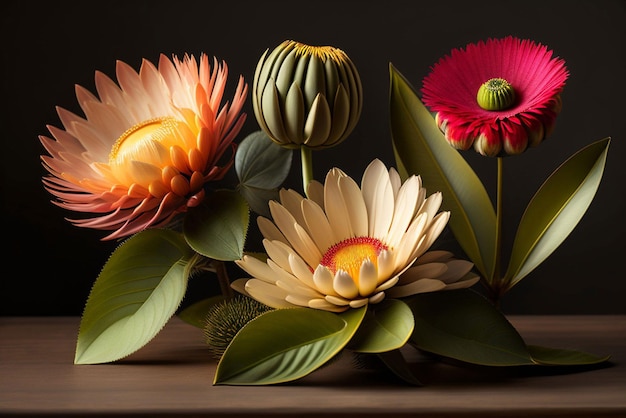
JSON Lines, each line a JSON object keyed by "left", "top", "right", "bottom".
{"left": 300, "top": 146, "right": 313, "bottom": 197}
{"left": 492, "top": 156, "right": 504, "bottom": 307}
{"left": 214, "top": 260, "right": 234, "bottom": 299}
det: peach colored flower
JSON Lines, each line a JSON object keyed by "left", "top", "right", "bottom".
{"left": 40, "top": 54, "right": 247, "bottom": 240}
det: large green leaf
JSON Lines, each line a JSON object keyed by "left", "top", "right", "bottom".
{"left": 528, "top": 345, "right": 610, "bottom": 366}
{"left": 235, "top": 130, "right": 292, "bottom": 217}
{"left": 75, "top": 229, "right": 194, "bottom": 364}
{"left": 389, "top": 64, "right": 496, "bottom": 280}
{"left": 349, "top": 299, "right": 414, "bottom": 353}
{"left": 408, "top": 289, "right": 534, "bottom": 366}
{"left": 377, "top": 350, "right": 424, "bottom": 386}
{"left": 504, "top": 138, "right": 610, "bottom": 288}
{"left": 183, "top": 189, "right": 249, "bottom": 261}
{"left": 214, "top": 307, "right": 366, "bottom": 385}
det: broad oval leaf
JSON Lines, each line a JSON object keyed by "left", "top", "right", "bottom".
{"left": 349, "top": 299, "right": 414, "bottom": 353}
{"left": 408, "top": 289, "right": 534, "bottom": 366}
{"left": 235, "top": 130, "right": 293, "bottom": 189}
{"left": 75, "top": 229, "right": 194, "bottom": 364}
{"left": 505, "top": 138, "right": 610, "bottom": 287}
{"left": 528, "top": 345, "right": 610, "bottom": 366}
{"left": 389, "top": 64, "right": 496, "bottom": 280}
{"left": 183, "top": 189, "right": 249, "bottom": 261}
{"left": 238, "top": 184, "right": 279, "bottom": 218}
{"left": 214, "top": 307, "right": 366, "bottom": 385}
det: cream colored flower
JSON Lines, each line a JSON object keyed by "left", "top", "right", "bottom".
{"left": 232, "top": 159, "right": 475, "bottom": 312}
{"left": 40, "top": 54, "right": 247, "bottom": 240}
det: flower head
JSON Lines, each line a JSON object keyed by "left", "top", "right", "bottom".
{"left": 40, "top": 54, "right": 248, "bottom": 240}
{"left": 252, "top": 40, "right": 363, "bottom": 150}
{"left": 232, "top": 159, "right": 477, "bottom": 312}
{"left": 421, "top": 36, "right": 568, "bottom": 157}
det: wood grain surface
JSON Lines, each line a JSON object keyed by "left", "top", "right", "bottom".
{"left": 1, "top": 315, "right": 625, "bottom": 417}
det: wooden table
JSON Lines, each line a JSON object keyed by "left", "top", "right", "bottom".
{"left": 1, "top": 315, "right": 625, "bottom": 417}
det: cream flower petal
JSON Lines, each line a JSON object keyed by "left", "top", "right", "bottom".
{"left": 374, "top": 276, "right": 399, "bottom": 292}
{"left": 245, "top": 279, "right": 294, "bottom": 309}
{"left": 444, "top": 273, "right": 480, "bottom": 290}
{"left": 358, "top": 259, "right": 378, "bottom": 296}
{"left": 412, "top": 211, "right": 450, "bottom": 259}
{"left": 377, "top": 249, "right": 396, "bottom": 280}
{"left": 349, "top": 298, "right": 369, "bottom": 308}
{"left": 395, "top": 212, "right": 428, "bottom": 268}
{"left": 269, "top": 201, "right": 321, "bottom": 266}
{"left": 306, "top": 180, "right": 325, "bottom": 209}
{"left": 388, "top": 167, "right": 402, "bottom": 198}
{"left": 386, "top": 279, "right": 447, "bottom": 298}
{"left": 417, "top": 192, "right": 443, "bottom": 223}
{"left": 235, "top": 255, "right": 278, "bottom": 285}
{"left": 334, "top": 270, "right": 359, "bottom": 299}
{"left": 288, "top": 253, "right": 317, "bottom": 290}
{"left": 311, "top": 298, "right": 348, "bottom": 312}
{"left": 325, "top": 295, "right": 351, "bottom": 306}
{"left": 386, "top": 175, "right": 420, "bottom": 248}
{"left": 313, "top": 265, "right": 338, "bottom": 296}
{"left": 257, "top": 216, "right": 288, "bottom": 244}
{"left": 302, "top": 199, "right": 336, "bottom": 253}
{"left": 279, "top": 188, "right": 307, "bottom": 227}
{"left": 416, "top": 250, "right": 454, "bottom": 264}
{"left": 263, "top": 239, "right": 294, "bottom": 274}
{"left": 437, "top": 260, "right": 475, "bottom": 284}
{"left": 362, "top": 159, "right": 394, "bottom": 239}
{"left": 368, "top": 292, "right": 385, "bottom": 304}
{"left": 397, "top": 262, "right": 449, "bottom": 285}
{"left": 324, "top": 168, "right": 353, "bottom": 240}
{"left": 338, "top": 174, "right": 369, "bottom": 238}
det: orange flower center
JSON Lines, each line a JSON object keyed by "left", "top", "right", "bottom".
{"left": 109, "top": 117, "right": 184, "bottom": 166}
{"left": 320, "top": 237, "right": 388, "bottom": 280}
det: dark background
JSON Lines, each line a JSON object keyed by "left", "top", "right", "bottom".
{"left": 1, "top": 0, "right": 624, "bottom": 316}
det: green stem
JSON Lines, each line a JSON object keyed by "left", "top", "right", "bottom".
{"left": 300, "top": 146, "right": 313, "bottom": 197}
{"left": 492, "top": 156, "right": 504, "bottom": 307}
{"left": 214, "top": 260, "right": 234, "bottom": 299}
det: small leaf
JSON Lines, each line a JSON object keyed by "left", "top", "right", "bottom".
{"left": 505, "top": 138, "right": 611, "bottom": 288}
{"left": 75, "top": 229, "right": 194, "bottom": 364}
{"left": 177, "top": 295, "right": 225, "bottom": 329}
{"left": 389, "top": 64, "right": 496, "bottom": 280}
{"left": 235, "top": 130, "right": 293, "bottom": 189}
{"left": 183, "top": 190, "right": 249, "bottom": 261}
{"left": 349, "top": 299, "right": 414, "bottom": 353}
{"left": 528, "top": 345, "right": 610, "bottom": 366}
{"left": 408, "top": 289, "right": 534, "bottom": 366}
{"left": 215, "top": 307, "right": 365, "bottom": 385}
{"left": 238, "top": 184, "right": 279, "bottom": 218}
{"left": 377, "top": 350, "right": 424, "bottom": 386}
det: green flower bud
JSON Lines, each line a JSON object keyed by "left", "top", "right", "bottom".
{"left": 476, "top": 78, "right": 516, "bottom": 111}
{"left": 253, "top": 40, "right": 363, "bottom": 150}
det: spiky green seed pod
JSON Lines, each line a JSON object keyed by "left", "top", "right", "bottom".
{"left": 476, "top": 78, "right": 516, "bottom": 110}
{"left": 203, "top": 295, "right": 272, "bottom": 359}
{"left": 252, "top": 40, "right": 363, "bottom": 150}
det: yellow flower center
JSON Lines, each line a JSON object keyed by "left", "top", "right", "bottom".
{"left": 321, "top": 237, "right": 388, "bottom": 280}
{"left": 109, "top": 117, "right": 184, "bottom": 166}
{"left": 476, "top": 78, "right": 516, "bottom": 111}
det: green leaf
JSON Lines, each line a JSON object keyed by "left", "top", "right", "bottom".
{"left": 408, "top": 289, "right": 534, "bottom": 366}
{"left": 215, "top": 307, "right": 366, "bottom": 385}
{"left": 177, "top": 295, "right": 225, "bottom": 329}
{"left": 235, "top": 130, "right": 292, "bottom": 189}
{"left": 389, "top": 64, "right": 496, "bottom": 280}
{"left": 75, "top": 229, "right": 194, "bottom": 364}
{"left": 349, "top": 299, "right": 414, "bottom": 353}
{"left": 528, "top": 345, "right": 610, "bottom": 366}
{"left": 238, "top": 185, "right": 279, "bottom": 218}
{"left": 183, "top": 189, "right": 249, "bottom": 261}
{"left": 377, "top": 350, "right": 424, "bottom": 386}
{"left": 504, "top": 138, "right": 610, "bottom": 288}
{"left": 235, "top": 130, "right": 292, "bottom": 217}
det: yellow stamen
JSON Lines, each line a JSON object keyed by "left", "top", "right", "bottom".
{"left": 321, "top": 237, "right": 387, "bottom": 282}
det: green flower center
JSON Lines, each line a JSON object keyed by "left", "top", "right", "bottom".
{"left": 476, "top": 78, "right": 516, "bottom": 111}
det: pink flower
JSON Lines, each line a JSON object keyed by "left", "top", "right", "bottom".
{"left": 40, "top": 54, "right": 248, "bottom": 240}
{"left": 421, "top": 36, "right": 568, "bottom": 157}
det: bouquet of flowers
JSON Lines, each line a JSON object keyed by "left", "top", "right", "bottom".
{"left": 40, "top": 37, "right": 611, "bottom": 385}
